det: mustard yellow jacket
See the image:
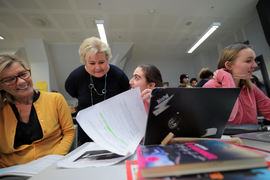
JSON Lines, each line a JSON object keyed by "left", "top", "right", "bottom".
{"left": 0, "top": 92, "right": 75, "bottom": 168}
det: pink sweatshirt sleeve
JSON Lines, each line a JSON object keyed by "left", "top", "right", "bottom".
{"left": 203, "top": 69, "right": 235, "bottom": 88}
{"left": 203, "top": 69, "right": 239, "bottom": 123}
{"left": 253, "top": 85, "right": 270, "bottom": 120}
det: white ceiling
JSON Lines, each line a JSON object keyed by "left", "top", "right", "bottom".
{"left": 0, "top": 0, "right": 259, "bottom": 60}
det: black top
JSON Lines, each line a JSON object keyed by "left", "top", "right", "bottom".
{"left": 11, "top": 91, "right": 43, "bottom": 148}
{"left": 196, "top": 79, "right": 209, "bottom": 87}
{"left": 65, "top": 64, "right": 130, "bottom": 144}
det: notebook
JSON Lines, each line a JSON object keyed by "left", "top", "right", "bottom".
{"left": 143, "top": 87, "right": 240, "bottom": 145}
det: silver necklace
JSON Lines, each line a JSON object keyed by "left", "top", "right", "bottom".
{"left": 88, "top": 74, "right": 107, "bottom": 106}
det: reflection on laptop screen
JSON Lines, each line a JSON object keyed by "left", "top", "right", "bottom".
{"left": 143, "top": 88, "right": 240, "bottom": 145}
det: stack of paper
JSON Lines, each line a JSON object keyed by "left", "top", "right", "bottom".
{"left": 57, "top": 88, "right": 147, "bottom": 168}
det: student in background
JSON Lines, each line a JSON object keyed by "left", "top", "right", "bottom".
{"left": 65, "top": 37, "right": 130, "bottom": 145}
{"left": 189, "top": 78, "right": 198, "bottom": 87}
{"left": 178, "top": 74, "right": 191, "bottom": 88}
{"left": 203, "top": 43, "right": 270, "bottom": 125}
{"left": 196, "top": 68, "right": 214, "bottom": 87}
{"left": 0, "top": 54, "right": 75, "bottom": 168}
{"left": 129, "top": 64, "right": 163, "bottom": 112}
{"left": 163, "top": 82, "right": 169, "bottom": 88}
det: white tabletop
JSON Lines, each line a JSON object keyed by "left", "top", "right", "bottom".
{"left": 29, "top": 133, "right": 270, "bottom": 180}
{"left": 29, "top": 143, "right": 131, "bottom": 180}
{"left": 29, "top": 163, "right": 127, "bottom": 180}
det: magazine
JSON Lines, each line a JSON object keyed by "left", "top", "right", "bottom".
{"left": 137, "top": 140, "right": 267, "bottom": 178}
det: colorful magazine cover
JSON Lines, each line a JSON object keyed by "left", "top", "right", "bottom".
{"left": 137, "top": 140, "right": 267, "bottom": 178}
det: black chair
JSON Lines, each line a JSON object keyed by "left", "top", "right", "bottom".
{"left": 255, "top": 55, "right": 270, "bottom": 97}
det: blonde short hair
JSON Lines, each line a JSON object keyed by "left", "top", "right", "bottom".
{"left": 0, "top": 54, "right": 30, "bottom": 108}
{"left": 78, "top": 37, "right": 112, "bottom": 64}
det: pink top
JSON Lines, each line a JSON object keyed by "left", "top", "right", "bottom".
{"left": 144, "top": 101, "right": 149, "bottom": 114}
{"left": 203, "top": 69, "right": 270, "bottom": 124}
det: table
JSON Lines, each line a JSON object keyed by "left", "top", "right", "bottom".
{"left": 29, "top": 135, "right": 270, "bottom": 180}
{"left": 29, "top": 143, "right": 130, "bottom": 180}
{"left": 29, "top": 163, "right": 127, "bottom": 180}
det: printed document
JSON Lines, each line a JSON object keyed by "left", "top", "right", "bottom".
{"left": 76, "top": 88, "right": 147, "bottom": 156}
{"left": 0, "top": 155, "right": 63, "bottom": 177}
{"left": 57, "top": 142, "right": 129, "bottom": 168}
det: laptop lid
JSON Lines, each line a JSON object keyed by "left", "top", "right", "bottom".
{"left": 143, "top": 87, "right": 240, "bottom": 145}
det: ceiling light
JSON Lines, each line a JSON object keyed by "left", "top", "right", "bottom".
{"left": 0, "top": 29, "right": 6, "bottom": 40}
{"left": 187, "top": 22, "right": 221, "bottom": 54}
{"left": 95, "top": 20, "right": 108, "bottom": 44}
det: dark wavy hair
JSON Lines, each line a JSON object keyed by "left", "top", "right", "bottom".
{"left": 138, "top": 64, "right": 163, "bottom": 87}
{"left": 198, "top": 68, "right": 213, "bottom": 79}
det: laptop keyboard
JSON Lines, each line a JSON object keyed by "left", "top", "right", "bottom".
{"left": 223, "top": 124, "right": 269, "bottom": 135}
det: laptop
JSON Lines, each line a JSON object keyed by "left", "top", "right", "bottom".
{"left": 143, "top": 87, "right": 240, "bottom": 145}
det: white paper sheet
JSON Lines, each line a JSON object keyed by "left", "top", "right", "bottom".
{"left": 57, "top": 142, "right": 129, "bottom": 168}
{"left": 76, "top": 88, "right": 147, "bottom": 156}
{"left": 0, "top": 155, "right": 63, "bottom": 177}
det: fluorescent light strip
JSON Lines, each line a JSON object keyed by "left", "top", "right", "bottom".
{"left": 0, "top": 36, "right": 4, "bottom": 40}
{"left": 95, "top": 20, "right": 108, "bottom": 44}
{"left": 187, "top": 22, "right": 221, "bottom": 54}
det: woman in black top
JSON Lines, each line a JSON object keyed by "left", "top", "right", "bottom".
{"left": 196, "top": 67, "right": 214, "bottom": 87}
{"left": 65, "top": 37, "right": 130, "bottom": 145}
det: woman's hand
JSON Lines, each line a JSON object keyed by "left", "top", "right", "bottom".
{"left": 141, "top": 89, "right": 152, "bottom": 105}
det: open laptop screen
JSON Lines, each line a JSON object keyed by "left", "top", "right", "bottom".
{"left": 143, "top": 88, "right": 240, "bottom": 145}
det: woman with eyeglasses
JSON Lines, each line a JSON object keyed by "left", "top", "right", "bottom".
{"left": 0, "top": 54, "right": 75, "bottom": 168}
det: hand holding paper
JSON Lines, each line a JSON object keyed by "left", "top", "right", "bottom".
{"left": 76, "top": 88, "right": 147, "bottom": 155}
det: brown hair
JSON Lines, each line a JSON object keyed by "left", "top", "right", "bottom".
{"left": 0, "top": 54, "right": 29, "bottom": 108}
{"left": 217, "top": 43, "right": 253, "bottom": 90}
{"left": 198, "top": 68, "right": 213, "bottom": 79}
{"left": 138, "top": 64, "right": 163, "bottom": 87}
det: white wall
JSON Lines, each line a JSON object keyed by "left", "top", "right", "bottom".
{"left": 125, "top": 11, "right": 270, "bottom": 88}
{"left": 24, "top": 39, "right": 52, "bottom": 91}
{"left": 110, "top": 42, "right": 133, "bottom": 69}
{"left": 48, "top": 43, "right": 81, "bottom": 104}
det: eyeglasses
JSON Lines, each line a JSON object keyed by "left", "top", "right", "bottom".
{"left": 0, "top": 70, "right": 31, "bottom": 85}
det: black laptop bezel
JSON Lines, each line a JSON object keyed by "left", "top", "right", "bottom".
{"left": 143, "top": 87, "right": 240, "bottom": 145}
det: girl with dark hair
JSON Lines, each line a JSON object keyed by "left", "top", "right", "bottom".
{"left": 129, "top": 64, "right": 163, "bottom": 92}
{"left": 130, "top": 64, "right": 163, "bottom": 112}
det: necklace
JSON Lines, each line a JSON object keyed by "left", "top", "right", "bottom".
{"left": 88, "top": 74, "right": 107, "bottom": 106}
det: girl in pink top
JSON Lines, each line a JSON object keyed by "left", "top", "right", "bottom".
{"left": 203, "top": 43, "right": 270, "bottom": 124}
{"left": 129, "top": 64, "right": 163, "bottom": 113}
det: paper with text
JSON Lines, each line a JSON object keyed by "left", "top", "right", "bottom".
{"left": 76, "top": 88, "right": 147, "bottom": 156}
{"left": 57, "top": 142, "right": 129, "bottom": 168}
{"left": 0, "top": 155, "right": 63, "bottom": 177}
